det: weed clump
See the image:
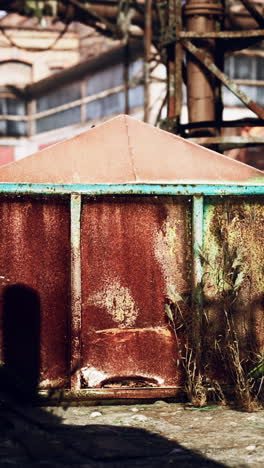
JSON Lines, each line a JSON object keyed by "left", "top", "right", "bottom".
{"left": 165, "top": 242, "right": 263, "bottom": 412}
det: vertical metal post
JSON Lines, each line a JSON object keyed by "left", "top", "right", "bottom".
{"left": 192, "top": 195, "right": 204, "bottom": 303}
{"left": 81, "top": 80, "right": 87, "bottom": 123}
{"left": 167, "top": 0, "right": 176, "bottom": 119}
{"left": 70, "top": 193, "right": 82, "bottom": 389}
{"left": 144, "top": 0, "right": 152, "bottom": 122}
{"left": 124, "top": 41, "right": 130, "bottom": 115}
{"left": 175, "top": 0, "right": 183, "bottom": 128}
{"left": 192, "top": 195, "right": 204, "bottom": 365}
{"left": 184, "top": 0, "right": 223, "bottom": 136}
{"left": 28, "top": 99, "right": 36, "bottom": 137}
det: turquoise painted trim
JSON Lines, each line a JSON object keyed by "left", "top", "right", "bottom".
{"left": 191, "top": 196, "right": 204, "bottom": 366}
{"left": 192, "top": 196, "right": 204, "bottom": 309}
{"left": 70, "top": 194, "right": 82, "bottom": 390}
{"left": 0, "top": 183, "right": 263, "bottom": 196}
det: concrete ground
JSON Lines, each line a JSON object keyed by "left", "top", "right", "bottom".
{"left": 1, "top": 401, "right": 264, "bottom": 467}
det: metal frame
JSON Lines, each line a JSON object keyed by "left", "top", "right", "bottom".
{"left": 0, "top": 182, "right": 263, "bottom": 400}
{"left": 1, "top": 1, "right": 264, "bottom": 152}
{"left": 161, "top": 0, "right": 264, "bottom": 151}
{"left": 0, "top": 183, "right": 263, "bottom": 196}
{"left": 70, "top": 194, "right": 82, "bottom": 390}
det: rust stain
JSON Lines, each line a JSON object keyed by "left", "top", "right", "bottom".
{"left": 81, "top": 196, "right": 191, "bottom": 389}
{"left": 81, "top": 327, "right": 181, "bottom": 388}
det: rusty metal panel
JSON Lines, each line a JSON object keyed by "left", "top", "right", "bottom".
{"left": 0, "top": 197, "right": 70, "bottom": 390}
{"left": 80, "top": 196, "right": 192, "bottom": 389}
{"left": 203, "top": 196, "right": 264, "bottom": 381}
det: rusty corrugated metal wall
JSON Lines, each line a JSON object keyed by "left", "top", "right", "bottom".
{"left": 0, "top": 193, "right": 262, "bottom": 395}
{"left": 0, "top": 197, "right": 70, "bottom": 390}
{"left": 80, "top": 196, "right": 191, "bottom": 388}
{"left": 0, "top": 116, "right": 262, "bottom": 400}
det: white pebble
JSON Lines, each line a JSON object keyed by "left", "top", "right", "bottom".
{"left": 90, "top": 411, "right": 102, "bottom": 418}
{"left": 130, "top": 407, "right": 139, "bottom": 412}
{"left": 131, "top": 414, "right": 148, "bottom": 421}
{"left": 246, "top": 445, "right": 256, "bottom": 452}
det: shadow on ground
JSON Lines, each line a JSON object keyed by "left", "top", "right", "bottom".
{"left": 0, "top": 283, "right": 227, "bottom": 466}
{"left": 0, "top": 402, "right": 228, "bottom": 468}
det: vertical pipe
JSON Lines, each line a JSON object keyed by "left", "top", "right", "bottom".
{"left": 124, "top": 41, "right": 130, "bottom": 115}
{"left": 70, "top": 193, "right": 82, "bottom": 390}
{"left": 144, "top": 0, "right": 152, "bottom": 122}
{"left": 167, "top": 0, "right": 176, "bottom": 120}
{"left": 192, "top": 195, "right": 204, "bottom": 366}
{"left": 184, "top": 0, "right": 223, "bottom": 136}
{"left": 192, "top": 195, "right": 204, "bottom": 304}
{"left": 28, "top": 99, "right": 36, "bottom": 137}
{"left": 175, "top": 0, "right": 183, "bottom": 128}
{"left": 81, "top": 80, "right": 87, "bottom": 123}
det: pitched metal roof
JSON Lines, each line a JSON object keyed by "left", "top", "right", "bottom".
{"left": 0, "top": 115, "right": 263, "bottom": 185}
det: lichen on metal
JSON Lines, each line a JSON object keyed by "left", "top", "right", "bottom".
{"left": 154, "top": 197, "right": 191, "bottom": 302}
{"left": 203, "top": 197, "right": 264, "bottom": 366}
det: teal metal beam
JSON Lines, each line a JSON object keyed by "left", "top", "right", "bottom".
{"left": 192, "top": 196, "right": 204, "bottom": 308}
{"left": 191, "top": 195, "right": 204, "bottom": 369}
{"left": 0, "top": 183, "right": 263, "bottom": 196}
{"left": 70, "top": 194, "right": 82, "bottom": 390}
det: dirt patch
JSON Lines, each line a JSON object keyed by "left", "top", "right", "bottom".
{"left": 1, "top": 402, "right": 264, "bottom": 467}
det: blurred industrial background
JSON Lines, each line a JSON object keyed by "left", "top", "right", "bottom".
{"left": 0, "top": 0, "right": 263, "bottom": 169}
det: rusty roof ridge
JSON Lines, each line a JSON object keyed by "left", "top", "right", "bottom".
{"left": 124, "top": 115, "right": 264, "bottom": 182}
{"left": 124, "top": 114, "right": 138, "bottom": 182}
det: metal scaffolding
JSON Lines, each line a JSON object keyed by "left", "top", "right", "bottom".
{"left": 1, "top": 0, "right": 264, "bottom": 153}
{"left": 158, "top": 0, "right": 264, "bottom": 152}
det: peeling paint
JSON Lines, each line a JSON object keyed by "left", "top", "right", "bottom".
{"left": 94, "top": 326, "right": 172, "bottom": 337}
{"left": 38, "top": 377, "right": 67, "bottom": 389}
{"left": 154, "top": 202, "right": 181, "bottom": 300}
{"left": 80, "top": 366, "right": 165, "bottom": 388}
{"left": 81, "top": 366, "right": 109, "bottom": 387}
{"left": 87, "top": 279, "right": 139, "bottom": 328}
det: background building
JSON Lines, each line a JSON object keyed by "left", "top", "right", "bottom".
{"left": 0, "top": 3, "right": 263, "bottom": 170}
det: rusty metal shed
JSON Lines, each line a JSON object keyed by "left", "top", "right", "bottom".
{"left": 0, "top": 115, "right": 263, "bottom": 402}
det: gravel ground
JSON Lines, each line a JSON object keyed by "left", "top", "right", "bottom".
{"left": 1, "top": 401, "right": 264, "bottom": 467}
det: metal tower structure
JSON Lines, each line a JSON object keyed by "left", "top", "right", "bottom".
{"left": 1, "top": 0, "right": 264, "bottom": 153}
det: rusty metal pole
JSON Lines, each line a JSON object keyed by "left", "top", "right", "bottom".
{"left": 124, "top": 40, "right": 130, "bottom": 115}
{"left": 184, "top": 0, "right": 223, "bottom": 136}
{"left": 174, "top": 0, "right": 183, "bottom": 130}
{"left": 144, "top": 0, "right": 152, "bottom": 122}
{"left": 167, "top": 0, "right": 176, "bottom": 122}
{"left": 166, "top": 0, "right": 182, "bottom": 132}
